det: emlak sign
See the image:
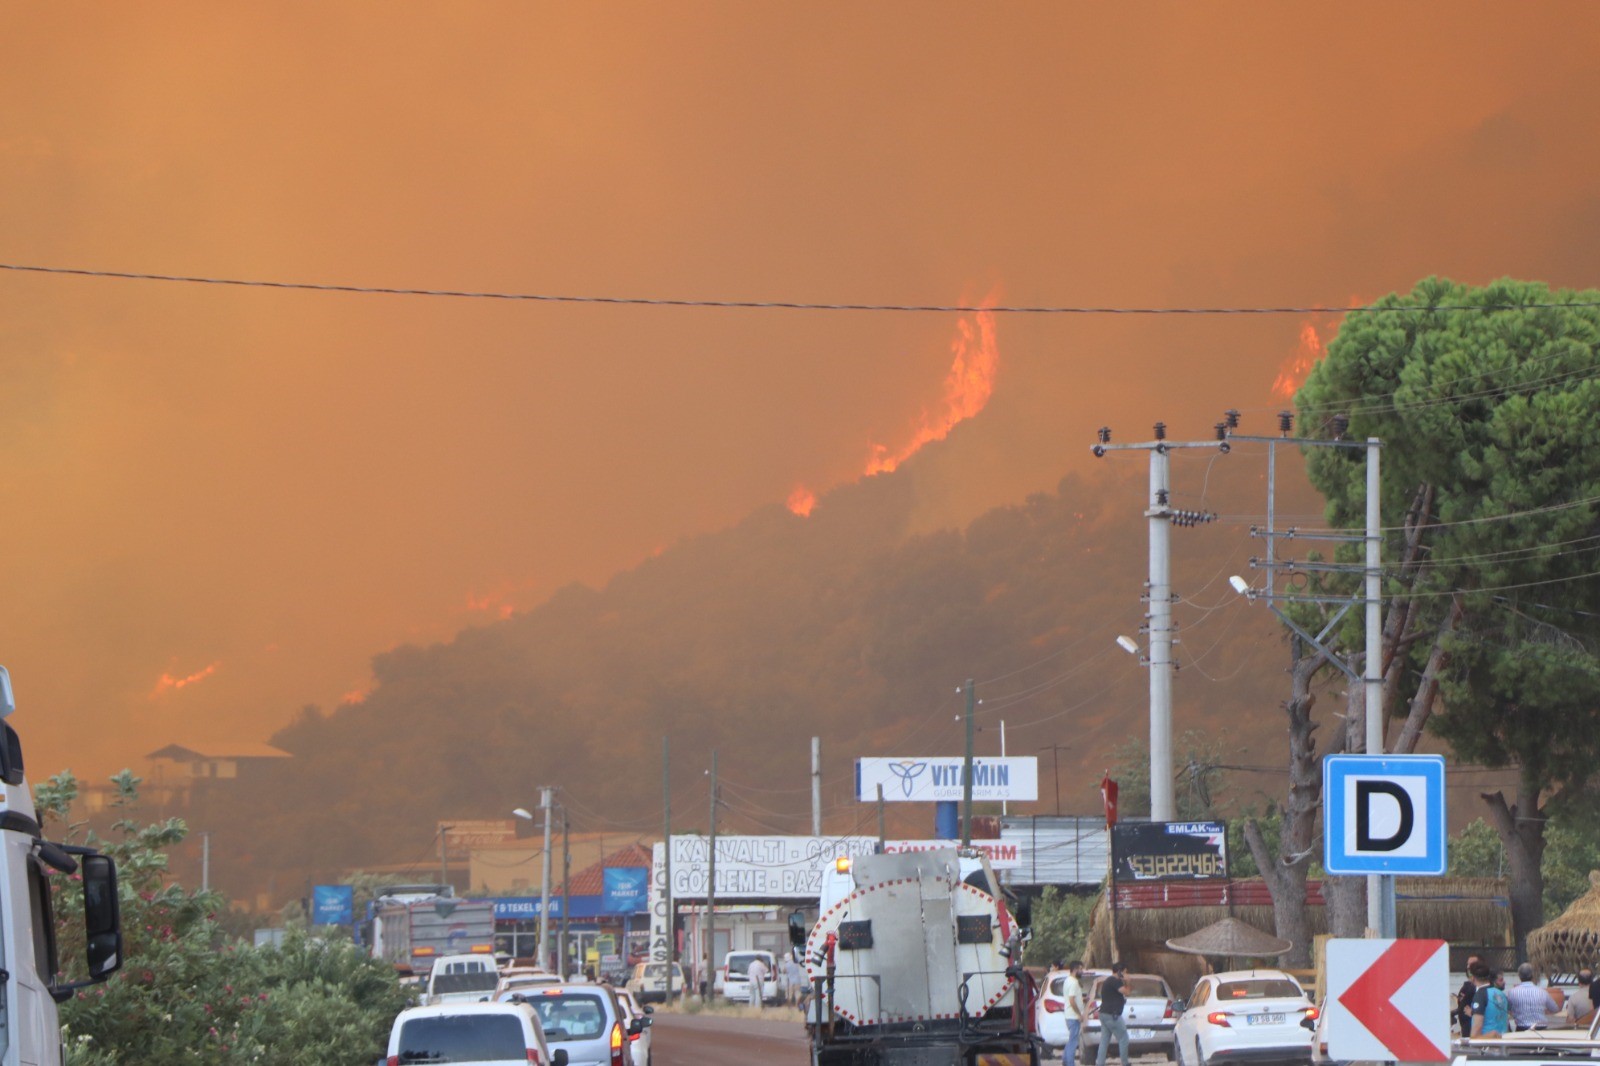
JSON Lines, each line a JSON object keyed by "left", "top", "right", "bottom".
{"left": 856, "top": 757, "right": 1038, "bottom": 802}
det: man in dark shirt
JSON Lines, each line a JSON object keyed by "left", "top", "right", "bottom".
{"left": 1457, "top": 956, "right": 1481, "bottom": 1036}
{"left": 1097, "top": 962, "right": 1131, "bottom": 1066}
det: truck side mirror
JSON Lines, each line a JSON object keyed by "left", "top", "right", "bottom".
{"left": 788, "top": 910, "right": 807, "bottom": 947}
{"left": 82, "top": 854, "right": 123, "bottom": 980}
{"left": 1015, "top": 898, "right": 1033, "bottom": 928}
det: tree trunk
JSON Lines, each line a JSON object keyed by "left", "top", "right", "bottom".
{"left": 1244, "top": 817, "right": 1312, "bottom": 967}
{"left": 1392, "top": 596, "right": 1462, "bottom": 755}
{"left": 1249, "top": 635, "right": 1327, "bottom": 967}
{"left": 1325, "top": 674, "right": 1370, "bottom": 938}
{"left": 1482, "top": 778, "right": 1547, "bottom": 960}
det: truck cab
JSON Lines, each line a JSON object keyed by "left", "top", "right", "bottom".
{"left": 0, "top": 666, "right": 125, "bottom": 1066}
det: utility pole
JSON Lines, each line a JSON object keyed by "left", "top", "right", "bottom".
{"left": 1227, "top": 413, "right": 1388, "bottom": 935}
{"left": 1000, "top": 720, "right": 1008, "bottom": 817}
{"left": 1364, "top": 437, "right": 1394, "bottom": 937}
{"left": 663, "top": 736, "right": 674, "bottom": 1002}
{"left": 1092, "top": 422, "right": 1225, "bottom": 822}
{"left": 877, "top": 785, "right": 886, "bottom": 848}
{"left": 961, "top": 678, "right": 976, "bottom": 845}
{"left": 560, "top": 810, "right": 571, "bottom": 976}
{"left": 1038, "top": 744, "right": 1067, "bottom": 817}
{"left": 811, "top": 736, "right": 821, "bottom": 836}
{"left": 201, "top": 831, "right": 211, "bottom": 893}
{"left": 706, "top": 750, "right": 718, "bottom": 1000}
{"left": 438, "top": 824, "right": 450, "bottom": 888}
{"left": 538, "top": 786, "right": 554, "bottom": 970}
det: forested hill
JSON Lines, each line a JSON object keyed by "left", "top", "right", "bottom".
{"left": 211, "top": 442, "right": 1291, "bottom": 898}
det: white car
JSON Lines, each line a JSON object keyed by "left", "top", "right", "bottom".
{"left": 423, "top": 953, "right": 501, "bottom": 1006}
{"left": 1080, "top": 972, "right": 1176, "bottom": 1063}
{"left": 616, "top": 988, "right": 655, "bottom": 1066}
{"left": 496, "top": 971, "right": 565, "bottom": 1000}
{"left": 1173, "top": 970, "right": 1316, "bottom": 1066}
{"left": 387, "top": 1001, "right": 568, "bottom": 1066}
{"left": 716, "top": 950, "right": 782, "bottom": 1004}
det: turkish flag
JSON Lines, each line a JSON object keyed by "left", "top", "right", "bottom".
{"left": 1100, "top": 773, "right": 1119, "bottom": 826}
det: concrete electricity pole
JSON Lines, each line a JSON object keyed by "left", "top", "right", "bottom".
{"left": 811, "top": 736, "right": 821, "bottom": 836}
{"left": 705, "top": 750, "right": 718, "bottom": 999}
{"left": 538, "top": 786, "right": 554, "bottom": 969}
{"left": 663, "top": 736, "right": 675, "bottom": 1001}
{"left": 961, "top": 679, "right": 976, "bottom": 844}
{"left": 1093, "top": 422, "right": 1226, "bottom": 821}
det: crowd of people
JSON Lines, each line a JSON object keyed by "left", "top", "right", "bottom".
{"left": 1457, "top": 957, "right": 1598, "bottom": 1037}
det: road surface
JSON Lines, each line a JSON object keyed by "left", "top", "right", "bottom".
{"left": 652, "top": 1010, "right": 808, "bottom": 1066}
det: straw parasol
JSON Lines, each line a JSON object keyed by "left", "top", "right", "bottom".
{"left": 1165, "top": 917, "right": 1293, "bottom": 959}
{"left": 1529, "top": 870, "right": 1600, "bottom": 975}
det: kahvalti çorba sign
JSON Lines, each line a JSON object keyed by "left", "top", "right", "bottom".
{"left": 1112, "top": 821, "right": 1229, "bottom": 881}
{"left": 855, "top": 757, "right": 1039, "bottom": 802}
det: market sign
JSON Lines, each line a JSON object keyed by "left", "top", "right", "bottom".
{"left": 855, "top": 757, "right": 1038, "bottom": 802}
{"left": 665, "top": 835, "right": 876, "bottom": 899}
{"left": 1111, "top": 821, "right": 1228, "bottom": 882}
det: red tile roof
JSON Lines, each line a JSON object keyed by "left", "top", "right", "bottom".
{"left": 560, "top": 842, "right": 653, "bottom": 897}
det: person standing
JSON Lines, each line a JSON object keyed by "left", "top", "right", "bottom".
{"left": 1470, "top": 963, "right": 1510, "bottom": 1038}
{"left": 1564, "top": 969, "right": 1595, "bottom": 1028}
{"left": 1096, "top": 962, "right": 1131, "bottom": 1066}
{"left": 1061, "top": 961, "right": 1086, "bottom": 1066}
{"left": 1457, "top": 956, "right": 1481, "bottom": 1037}
{"left": 746, "top": 954, "right": 770, "bottom": 1009}
{"left": 784, "top": 954, "right": 806, "bottom": 1008}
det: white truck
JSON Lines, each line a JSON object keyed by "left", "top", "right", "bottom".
{"left": 791, "top": 847, "right": 1040, "bottom": 1066}
{"left": 0, "top": 666, "right": 125, "bottom": 1066}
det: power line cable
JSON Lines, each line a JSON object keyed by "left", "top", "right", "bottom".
{"left": 6, "top": 262, "right": 1600, "bottom": 315}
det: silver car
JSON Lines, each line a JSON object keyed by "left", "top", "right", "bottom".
{"left": 1079, "top": 973, "right": 1178, "bottom": 1063}
{"left": 517, "top": 984, "right": 644, "bottom": 1066}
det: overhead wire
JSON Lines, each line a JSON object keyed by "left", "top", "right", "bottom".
{"left": 6, "top": 262, "right": 1600, "bottom": 315}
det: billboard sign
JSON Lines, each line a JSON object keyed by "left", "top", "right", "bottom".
{"left": 1111, "top": 821, "right": 1228, "bottom": 881}
{"left": 311, "top": 884, "right": 355, "bottom": 925}
{"left": 882, "top": 839, "right": 1021, "bottom": 869}
{"left": 856, "top": 757, "right": 1038, "bottom": 803}
{"left": 665, "top": 835, "right": 876, "bottom": 899}
{"left": 603, "top": 867, "right": 650, "bottom": 913}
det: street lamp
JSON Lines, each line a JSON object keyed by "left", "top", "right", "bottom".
{"left": 513, "top": 797, "right": 556, "bottom": 969}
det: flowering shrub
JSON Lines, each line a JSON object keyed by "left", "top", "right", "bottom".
{"left": 37, "top": 772, "right": 412, "bottom": 1066}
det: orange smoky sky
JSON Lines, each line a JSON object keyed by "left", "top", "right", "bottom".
{"left": 1, "top": 4, "right": 1598, "bottom": 776}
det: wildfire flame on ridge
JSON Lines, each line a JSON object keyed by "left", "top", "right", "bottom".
{"left": 151, "top": 661, "right": 220, "bottom": 698}
{"left": 1271, "top": 298, "right": 1364, "bottom": 402}
{"left": 786, "top": 300, "right": 1000, "bottom": 516}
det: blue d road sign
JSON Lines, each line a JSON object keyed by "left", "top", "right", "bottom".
{"left": 1323, "top": 754, "right": 1446, "bottom": 875}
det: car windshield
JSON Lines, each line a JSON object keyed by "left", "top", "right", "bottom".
{"left": 1217, "top": 979, "right": 1302, "bottom": 1001}
{"left": 432, "top": 970, "right": 500, "bottom": 995}
{"left": 726, "top": 955, "right": 765, "bottom": 977}
{"left": 399, "top": 1015, "right": 525, "bottom": 1063}
{"left": 529, "top": 994, "right": 608, "bottom": 1041}
{"left": 1124, "top": 978, "right": 1168, "bottom": 998}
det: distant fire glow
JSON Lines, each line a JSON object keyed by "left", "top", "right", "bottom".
{"left": 151, "top": 661, "right": 220, "bottom": 697}
{"left": 785, "top": 300, "right": 1000, "bottom": 516}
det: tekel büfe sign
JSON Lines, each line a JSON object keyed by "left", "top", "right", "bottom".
{"left": 1112, "top": 821, "right": 1228, "bottom": 881}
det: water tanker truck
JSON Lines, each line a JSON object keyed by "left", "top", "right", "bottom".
{"left": 790, "top": 846, "right": 1039, "bottom": 1066}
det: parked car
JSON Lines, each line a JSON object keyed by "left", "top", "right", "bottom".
{"left": 615, "top": 988, "right": 655, "bottom": 1066}
{"left": 1080, "top": 972, "right": 1177, "bottom": 1063}
{"left": 716, "top": 950, "right": 782, "bottom": 1004}
{"left": 387, "top": 1001, "right": 567, "bottom": 1066}
{"left": 423, "top": 953, "right": 501, "bottom": 1006}
{"left": 516, "top": 983, "right": 645, "bottom": 1066}
{"left": 1173, "top": 970, "right": 1316, "bottom": 1066}
{"left": 626, "top": 961, "right": 686, "bottom": 1004}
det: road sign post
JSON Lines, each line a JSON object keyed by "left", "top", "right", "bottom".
{"left": 1326, "top": 938, "right": 1450, "bottom": 1062}
{"left": 1324, "top": 754, "right": 1447, "bottom": 935}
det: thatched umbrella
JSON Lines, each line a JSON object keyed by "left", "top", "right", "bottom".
{"left": 1166, "top": 917, "right": 1293, "bottom": 960}
{"left": 1529, "top": 871, "right": 1600, "bottom": 975}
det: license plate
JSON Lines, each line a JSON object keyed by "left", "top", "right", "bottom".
{"left": 1129, "top": 1029, "right": 1155, "bottom": 1039}
{"left": 1248, "top": 1013, "right": 1286, "bottom": 1026}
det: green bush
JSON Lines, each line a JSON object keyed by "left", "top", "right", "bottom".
{"left": 37, "top": 771, "right": 412, "bottom": 1066}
